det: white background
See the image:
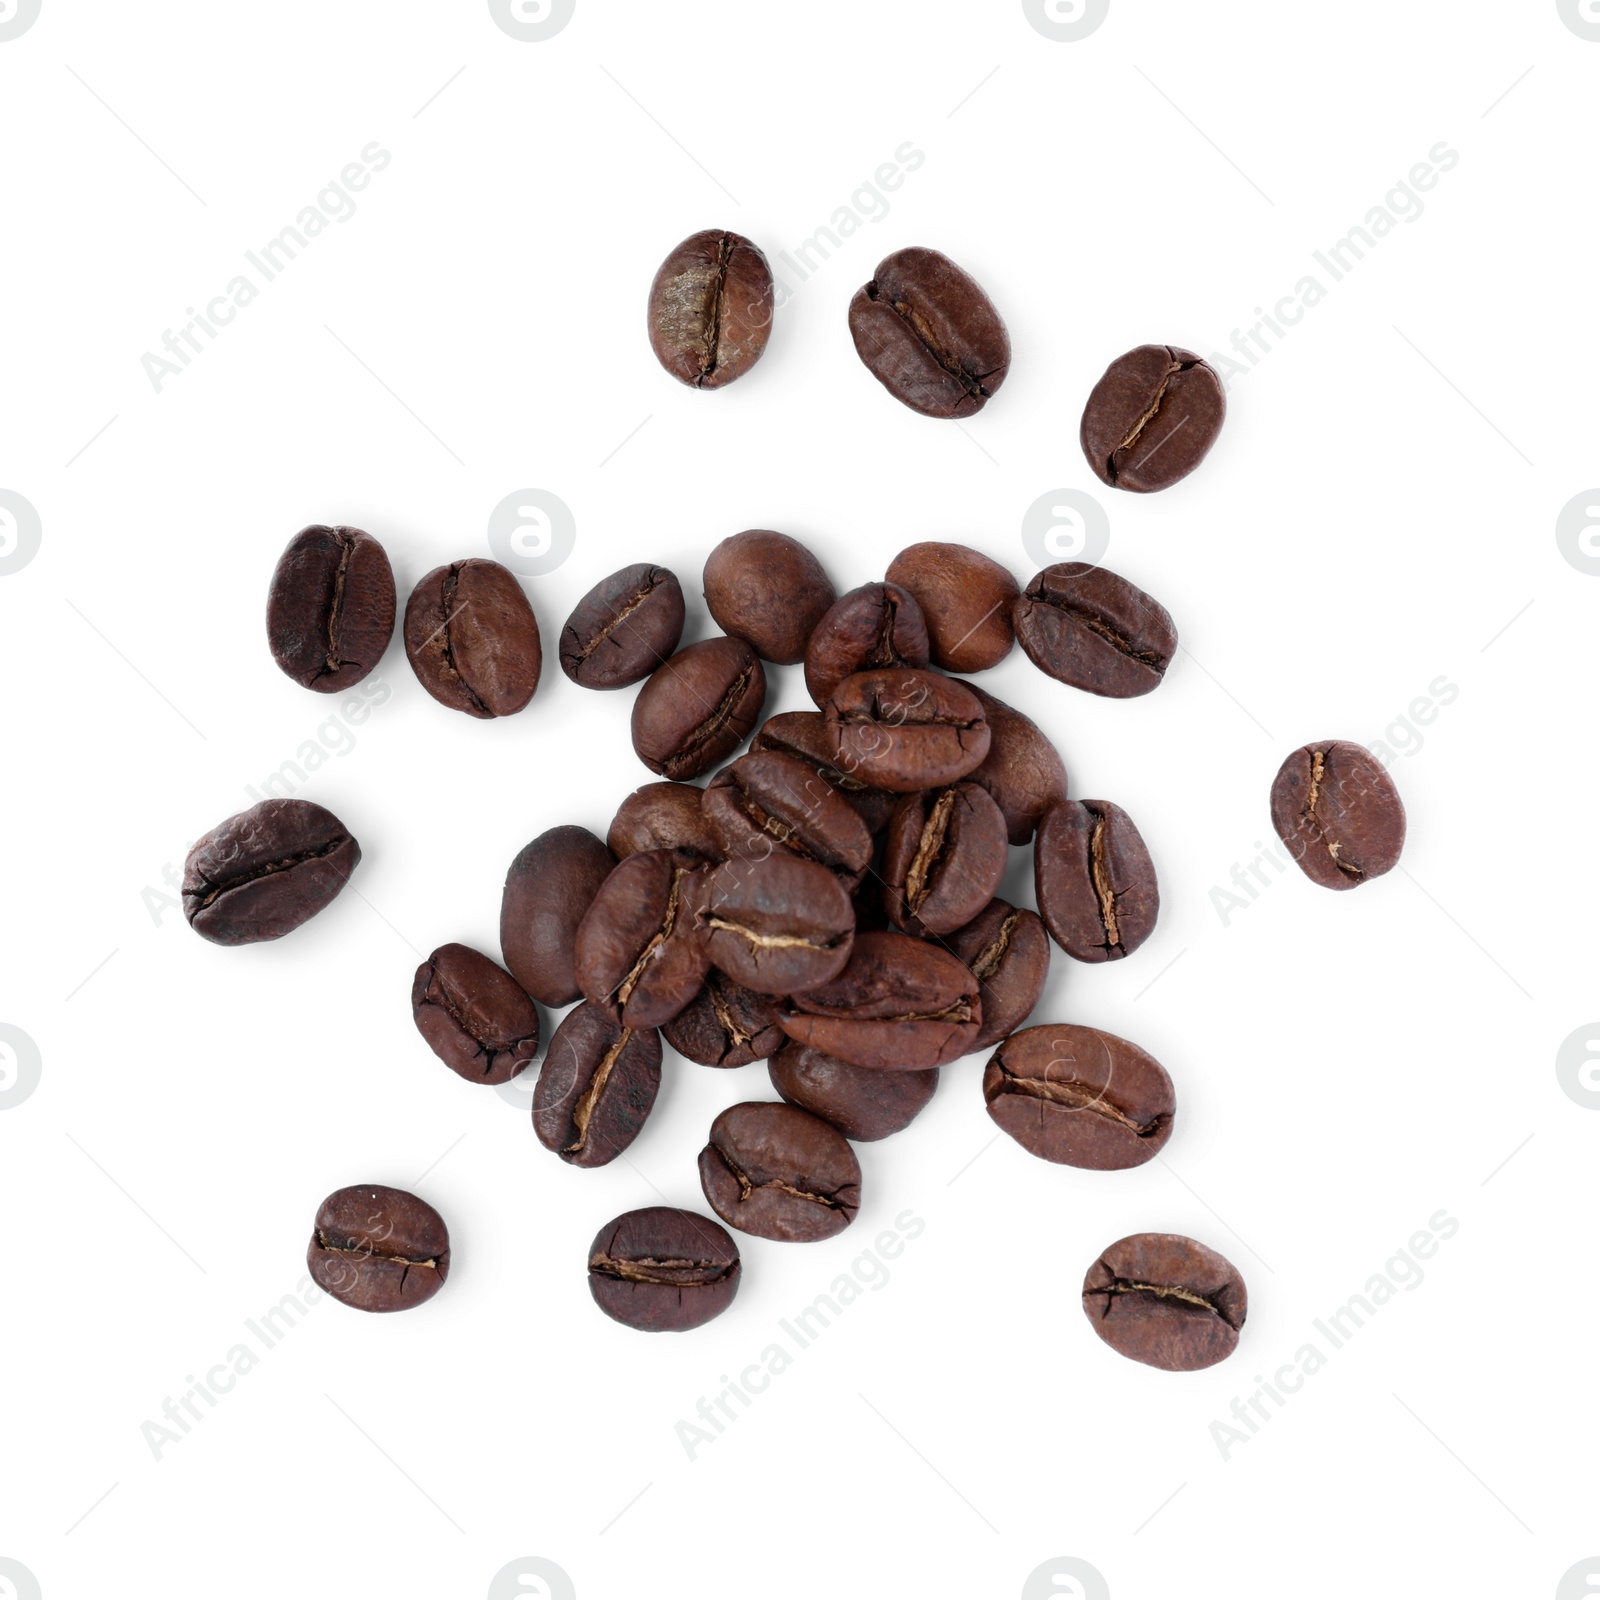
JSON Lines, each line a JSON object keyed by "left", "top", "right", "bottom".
{"left": 2, "top": 2, "right": 1596, "bottom": 1597}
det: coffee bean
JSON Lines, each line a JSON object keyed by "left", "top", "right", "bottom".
{"left": 588, "top": 1206, "right": 741, "bottom": 1332}
{"left": 1270, "top": 740, "right": 1406, "bottom": 890}
{"left": 184, "top": 798, "right": 359, "bottom": 946}
{"left": 694, "top": 854, "right": 855, "bottom": 996}
{"left": 961, "top": 682, "right": 1070, "bottom": 844}
{"left": 940, "top": 898, "right": 1050, "bottom": 1051}
{"left": 803, "top": 582, "right": 930, "bottom": 709}
{"left": 848, "top": 246, "right": 1010, "bottom": 418}
{"left": 411, "top": 943, "right": 541, "bottom": 1086}
{"left": 750, "top": 711, "right": 901, "bottom": 835}
{"left": 825, "top": 669, "right": 990, "bottom": 793}
{"left": 533, "top": 1002, "right": 662, "bottom": 1168}
{"left": 404, "top": 559, "right": 541, "bottom": 718}
{"left": 607, "top": 782, "right": 723, "bottom": 863}
{"left": 663, "top": 969, "right": 785, "bottom": 1067}
{"left": 307, "top": 1185, "right": 449, "bottom": 1314}
{"left": 559, "top": 563, "right": 685, "bottom": 689}
{"left": 882, "top": 782, "right": 1008, "bottom": 937}
{"left": 703, "top": 750, "right": 873, "bottom": 885}
{"left": 648, "top": 229, "right": 774, "bottom": 389}
{"left": 885, "top": 542, "right": 1018, "bottom": 671}
{"left": 698, "top": 1102, "right": 861, "bottom": 1242}
{"left": 1080, "top": 346, "right": 1227, "bottom": 493}
{"left": 769, "top": 1039, "right": 938, "bottom": 1142}
{"left": 1035, "top": 800, "right": 1159, "bottom": 963}
{"left": 704, "top": 531, "right": 836, "bottom": 665}
{"left": 780, "top": 930, "right": 982, "bottom": 1070}
{"left": 501, "top": 826, "right": 617, "bottom": 1006}
{"left": 1082, "top": 1233, "right": 1245, "bottom": 1371}
{"left": 984, "top": 1024, "right": 1174, "bottom": 1169}
{"left": 1013, "top": 563, "right": 1177, "bottom": 699}
{"left": 266, "top": 524, "right": 395, "bottom": 692}
{"left": 631, "top": 636, "right": 767, "bottom": 781}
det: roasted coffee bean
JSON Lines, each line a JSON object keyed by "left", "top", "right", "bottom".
{"left": 501, "top": 826, "right": 616, "bottom": 1006}
{"left": 940, "top": 898, "right": 1050, "bottom": 1051}
{"left": 962, "top": 682, "right": 1070, "bottom": 844}
{"left": 885, "top": 542, "right": 1018, "bottom": 671}
{"left": 663, "top": 969, "right": 785, "bottom": 1067}
{"left": 882, "top": 782, "right": 1008, "bottom": 936}
{"left": 647, "top": 229, "right": 773, "bottom": 389}
{"left": 704, "top": 531, "right": 836, "bottom": 665}
{"left": 848, "top": 247, "right": 1010, "bottom": 418}
{"left": 411, "top": 943, "right": 541, "bottom": 1086}
{"left": 559, "top": 563, "right": 684, "bottom": 689}
{"left": 693, "top": 854, "right": 855, "bottom": 996}
{"left": 1082, "top": 1233, "right": 1246, "bottom": 1371}
{"left": 266, "top": 524, "right": 395, "bottom": 692}
{"left": 573, "top": 848, "right": 709, "bottom": 1029}
{"left": 184, "top": 798, "right": 359, "bottom": 946}
{"left": 607, "top": 782, "right": 723, "bottom": 863}
{"left": 631, "top": 637, "right": 767, "bottom": 781}
{"left": 533, "top": 1002, "right": 662, "bottom": 1168}
{"left": 769, "top": 1039, "right": 938, "bottom": 1142}
{"left": 588, "top": 1206, "right": 741, "bottom": 1332}
{"left": 750, "top": 711, "right": 901, "bottom": 835}
{"left": 825, "top": 669, "right": 990, "bottom": 793}
{"left": 1035, "top": 800, "right": 1159, "bottom": 963}
{"left": 1081, "top": 345, "right": 1226, "bottom": 493}
{"left": 779, "top": 930, "right": 981, "bottom": 1070}
{"left": 307, "top": 1185, "right": 449, "bottom": 1314}
{"left": 1013, "top": 563, "right": 1177, "bottom": 699}
{"left": 1270, "top": 740, "right": 1406, "bottom": 890}
{"left": 984, "top": 1024, "right": 1174, "bottom": 1170}
{"left": 803, "top": 582, "right": 930, "bottom": 709}
{"left": 703, "top": 751, "right": 873, "bottom": 885}
{"left": 698, "top": 1102, "right": 861, "bottom": 1242}
{"left": 404, "top": 559, "right": 542, "bottom": 717}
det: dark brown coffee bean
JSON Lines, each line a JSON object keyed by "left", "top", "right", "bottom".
{"left": 882, "top": 782, "right": 1008, "bottom": 936}
{"left": 404, "top": 559, "right": 542, "bottom": 718}
{"left": 1081, "top": 345, "right": 1227, "bottom": 493}
{"left": 631, "top": 637, "right": 767, "bottom": 781}
{"left": 1014, "top": 563, "right": 1177, "bottom": 699}
{"left": 769, "top": 1039, "right": 938, "bottom": 1142}
{"left": 703, "top": 751, "right": 873, "bottom": 885}
{"left": 1270, "top": 740, "right": 1406, "bottom": 890}
{"left": 940, "top": 899, "right": 1050, "bottom": 1050}
{"left": 1035, "top": 800, "right": 1159, "bottom": 963}
{"left": 825, "top": 669, "right": 990, "bottom": 793}
{"left": 1082, "top": 1234, "right": 1246, "bottom": 1371}
{"left": 984, "top": 1023, "right": 1174, "bottom": 1169}
{"left": 779, "top": 930, "right": 981, "bottom": 1070}
{"left": 183, "top": 798, "right": 359, "bottom": 946}
{"left": 663, "top": 969, "right": 785, "bottom": 1067}
{"left": 693, "top": 854, "right": 855, "bottom": 996}
{"left": 411, "top": 943, "right": 541, "bottom": 1086}
{"left": 803, "top": 582, "right": 930, "bottom": 709}
{"left": 266, "top": 524, "right": 395, "bottom": 692}
{"left": 501, "top": 826, "right": 616, "bottom": 1006}
{"left": 533, "top": 1002, "right": 662, "bottom": 1168}
{"left": 588, "top": 1206, "right": 741, "bottom": 1332}
{"left": 307, "top": 1185, "right": 449, "bottom": 1314}
{"left": 704, "top": 531, "right": 836, "bottom": 665}
{"left": 559, "top": 563, "right": 684, "bottom": 689}
{"left": 961, "top": 683, "right": 1071, "bottom": 844}
{"left": 884, "top": 542, "right": 1018, "bottom": 671}
{"left": 607, "top": 782, "right": 723, "bottom": 863}
{"left": 750, "top": 711, "right": 901, "bottom": 835}
{"left": 698, "top": 1102, "right": 861, "bottom": 1242}
{"left": 848, "top": 246, "right": 1010, "bottom": 418}
{"left": 648, "top": 229, "right": 773, "bottom": 389}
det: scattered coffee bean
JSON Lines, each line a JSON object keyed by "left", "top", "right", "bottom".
{"left": 631, "top": 636, "right": 767, "bottom": 781}
{"left": 1080, "top": 346, "right": 1227, "bottom": 493}
{"left": 1014, "top": 562, "right": 1177, "bottom": 699}
{"left": 411, "top": 943, "right": 541, "bottom": 1086}
{"left": 694, "top": 854, "right": 855, "bottom": 996}
{"left": 885, "top": 542, "right": 1018, "bottom": 671}
{"left": 608, "top": 782, "right": 723, "bottom": 863}
{"left": 663, "top": 969, "right": 785, "bottom": 1067}
{"left": 961, "top": 682, "right": 1070, "bottom": 844}
{"left": 703, "top": 750, "right": 873, "bottom": 885}
{"left": 533, "top": 1002, "right": 662, "bottom": 1168}
{"left": 750, "top": 711, "right": 901, "bottom": 835}
{"left": 404, "top": 559, "right": 542, "bottom": 718}
{"left": 698, "top": 1101, "right": 861, "bottom": 1242}
{"left": 882, "top": 782, "right": 1008, "bottom": 936}
{"left": 769, "top": 1039, "right": 938, "bottom": 1142}
{"left": 266, "top": 524, "right": 395, "bottom": 693}
{"left": 940, "top": 898, "right": 1050, "bottom": 1050}
{"left": 1270, "top": 740, "right": 1406, "bottom": 890}
{"left": 648, "top": 229, "right": 773, "bottom": 389}
{"left": 803, "top": 582, "right": 930, "bottom": 708}
{"left": 704, "top": 531, "right": 836, "bottom": 665}
{"left": 1035, "top": 800, "right": 1159, "bottom": 963}
{"left": 559, "top": 563, "right": 684, "bottom": 689}
{"left": 307, "top": 1184, "right": 449, "bottom": 1314}
{"left": 501, "top": 826, "right": 617, "bottom": 1006}
{"left": 589, "top": 1206, "right": 741, "bottom": 1331}
{"left": 826, "top": 669, "right": 990, "bottom": 793}
{"left": 1082, "top": 1233, "right": 1245, "bottom": 1371}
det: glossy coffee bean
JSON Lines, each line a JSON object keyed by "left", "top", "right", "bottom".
{"left": 183, "top": 798, "right": 359, "bottom": 946}
{"left": 848, "top": 246, "right": 1010, "bottom": 418}
{"left": 533, "top": 1002, "right": 662, "bottom": 1168}
{"left": 411, "top": 943, "right": 541, "bottom": 1086}
{"left": 962, "top": 682, "right": 1070, "bottom": 844}
{"left": 404, "top": 559, "right": 541, "bottom": 718}
{"left": 501, "top": 826, "right": 616, "bottom": 1006}
{"left": 984, "top": 1024, "right": 1174, "bottom": 1170}
{"left": 1082, "top": 1233, "right": 1246, "bottom": 1371}
{"left": 1270, "top": 740, "right": 1406, "bottom": 890}
{"left": 607, "top": 782, "right": 723, "bottom": 863}
{"left": 882, "top": 782, "right": 1008, "bottom": 936}
{"left": 825, "top": 669, "right": 990, "bottom": 793}
{"left": 559, "top": 563, "right": 684, "bottom": 689}
{"left": 694, "top": 854, "right": 855, "bottom": 996}
{"left": 1035, "top": 800, "right": 1159, "bottom": 963}
{"left": 885, "top": 542, "right": 1018, "bottom": 671}
{"left": 940, "top": 899, "right": 1050, "bottom": 1051}
{"left": 648, "top": 229, "right": 773, "bottom": 389}
{"left": 589, "top": 1206, "right": 741, "bottom": 1332}
{"left": 1014, "top": 563, "right": 1177, "bottom": 699}
{"left": 307, "top": 1185, "right": 449, "bottom": 1314}
{"left": 803, "top": 582, "right": 930, "bottom": 709}
{"left": 704, "top": 531, "right": 835, "bottom": 665}
{"left": 768, "top": 1039, "right": 938, "bottom": 1142}
{"left": 750, "top": 712, "right": 901, "bottom": 836}
{"left": 266, "top": 524, "right": 395, "bottom": 692}
{"left": 1081, "top": 345, "right": 1226, "bottom": 493}
{"left": 631, "top": 637, "right": 767, "bottom": 781}
{"left": 703, "top": 751, "right": 873, "bottom": 885}
{"left": 698, "top": 1102, "right": 861, "bottom": 1242}
{"left": 663, "top": 969, "right": 785, "bottom": 1067}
